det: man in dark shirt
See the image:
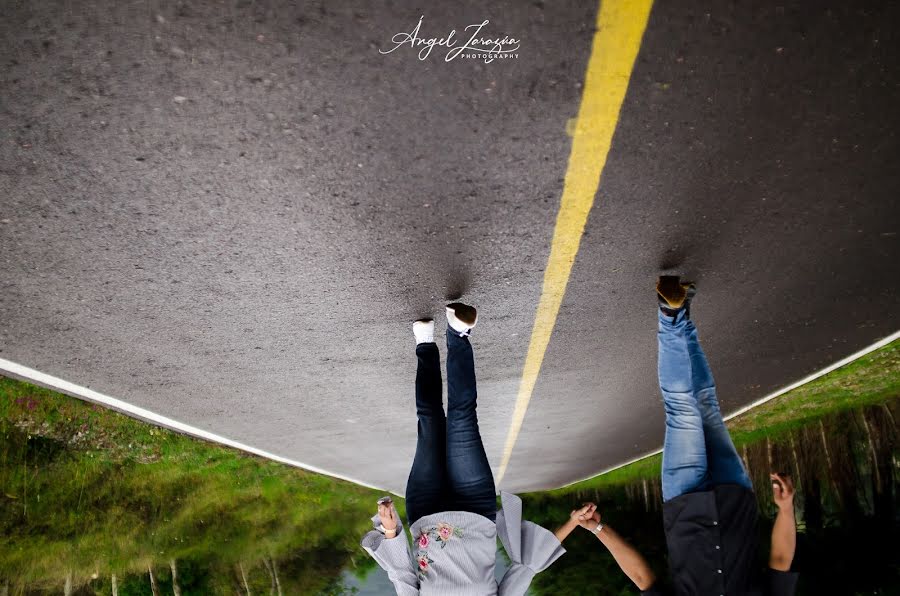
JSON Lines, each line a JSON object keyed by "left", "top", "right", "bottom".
{"left": 571, "top": 277, "right": 799, "bottom": 595}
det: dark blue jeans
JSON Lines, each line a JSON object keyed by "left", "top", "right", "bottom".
{"left": 405, "top": 328, "right": 497, "bottom": 525}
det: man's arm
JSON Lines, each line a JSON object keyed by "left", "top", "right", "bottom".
{"left": 577, "top": 504, "right": 656, "bottom": 591}
{"left": 768, "top": 473, "right": 797, "bottom": 571}
{"left": 593, "top": 523, "right": 657, "bottom": 590}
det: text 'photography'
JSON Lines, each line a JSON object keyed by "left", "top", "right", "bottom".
{"left": 1, "top": 1, "right": 898, "bottom": 595}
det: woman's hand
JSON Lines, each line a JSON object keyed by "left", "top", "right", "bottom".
{"left": 377, "top": 498, "right": 400, "bottom": 538}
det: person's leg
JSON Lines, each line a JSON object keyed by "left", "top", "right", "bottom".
{"left": 684, "top": 320, "right": 752, "bottom": 490}
{"left": 405, "top": 340, "right": 449, "bottom": 526}
{"left": 445, "top": 325, "right": 497, "bottom": 522}
{"left": 658, "top": 307, "right": 710, "bottom": 501}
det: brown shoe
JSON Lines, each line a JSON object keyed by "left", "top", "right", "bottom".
{"left": 656, "top": 276, "right": 696, "bottom": 319}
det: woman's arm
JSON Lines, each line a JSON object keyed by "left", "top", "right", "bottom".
{"left": 554, "top": 518, "right": 579, "bottom": 543}
{"left": 578, "top": 504, "right": 656, "bottom": 591}
{"left": 496, "top": 492, "right": 567, "bottom": 596}
{"left": 360, "top": 500, "right": 419, "bottom": 594}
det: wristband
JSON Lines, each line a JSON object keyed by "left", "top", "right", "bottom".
{"left": 591, "top": 523, "right": 604, "bottom": 535}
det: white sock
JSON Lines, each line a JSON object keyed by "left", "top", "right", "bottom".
{"left": 413, "top": 320, "right": 435, "bottom": 344}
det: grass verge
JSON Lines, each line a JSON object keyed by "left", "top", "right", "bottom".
{"left": 550, "top": 338, "right": 900, "bottom": 494}
{"left": 0, "top": 376, "right": 392, "bottom": 591}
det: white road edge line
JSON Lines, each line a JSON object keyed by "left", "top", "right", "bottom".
{"left": 554, "top": 329, "right": 900, "bottom": 491}
{"left": 0, "top": 358, "right": 400, "bottom": 496}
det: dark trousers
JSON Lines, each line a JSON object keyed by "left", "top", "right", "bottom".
{"left": 405, "top": 329, "right": 497, "bottom": 526}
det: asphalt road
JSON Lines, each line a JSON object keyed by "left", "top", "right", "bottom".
{"left": 1, "top": 0, "right": 898, "bottom": 494}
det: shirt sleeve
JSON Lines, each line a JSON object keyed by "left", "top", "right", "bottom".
{"left": 640, "top": 582, "right": 669, "bottom": 596}
{"left": 360, "top": 512, "right": 419, "bottom": 595}
{"left": 496, "top": 492, "right": 567, "bottom": 596}
{"left": 767, "top": 568, "right": 799, "bottom": 596}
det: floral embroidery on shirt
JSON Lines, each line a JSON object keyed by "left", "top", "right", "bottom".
{"left": 415, "top": 522, "right": 464, "bottom": 579}
{"left": 436, "top": 522, "right": 460, "bottom": 543}
{"left": 419, "top": 522, "right": 463, "bottom": 549}
{"left": 416, "top": 552, "right": 433, "bottom": 574}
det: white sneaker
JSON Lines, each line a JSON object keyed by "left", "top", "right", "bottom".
{"left": 446, "top": 303, "right": 477, "bottom": 336}
{"left": 413, "top": 319, "right": 435, "bottom": 344}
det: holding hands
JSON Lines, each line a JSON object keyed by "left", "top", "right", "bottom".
{"left": 555, "top": 502, "right": 596, "bottom": 542}
{"left": 571, "top": 502, "right": 602, "bottom": 533}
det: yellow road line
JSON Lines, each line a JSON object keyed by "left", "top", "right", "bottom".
{"left": 496, "top": 0, "right": 654, "bottom": 486}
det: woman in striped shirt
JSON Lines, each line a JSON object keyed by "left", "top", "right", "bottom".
{"left": 361, "top": 303, "right": 588, "bottom": 595}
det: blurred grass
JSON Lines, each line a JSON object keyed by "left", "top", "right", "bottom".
{"left": 547, "top": 338, "right": 900, "bottom": 494}
{"left": 0, "top": 376, "right": 391, "bottom": 591}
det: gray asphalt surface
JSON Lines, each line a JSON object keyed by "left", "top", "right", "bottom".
{"left": 1, "top": 0, "right": 898, "bottom": 494}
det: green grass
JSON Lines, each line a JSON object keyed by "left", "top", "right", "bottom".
{"left": 0, "top": 376, "right": 391, "bottom": 592}
{"left": 726, "top": 339, "right": 900, "bottom": 444}
{"left": 548, "top": 338, "right": 900, "bottom": 494}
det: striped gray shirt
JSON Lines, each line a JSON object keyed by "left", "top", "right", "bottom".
{"left": 361, "top": 492, "right": 566, "bottom": 595}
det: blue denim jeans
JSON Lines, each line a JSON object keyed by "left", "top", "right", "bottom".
{"left": 405, "top": 328, "right": 497, "bottom": 525}
{"left": 658, "top": 309, "right": 752, "bottom": 502}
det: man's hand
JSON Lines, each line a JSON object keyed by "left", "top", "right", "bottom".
{"left": 769, "top": 472, "right": 797, "bottom": 571}
{"left": 770, "top": 473, "right": 795, "bottom": 510}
